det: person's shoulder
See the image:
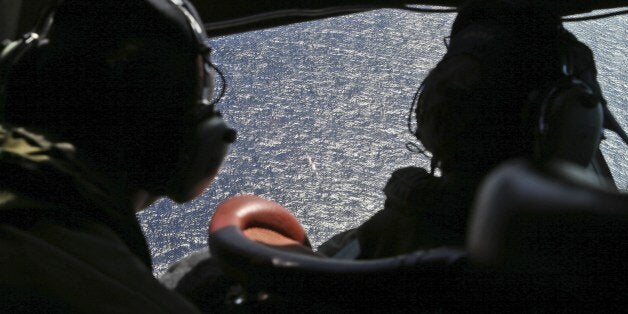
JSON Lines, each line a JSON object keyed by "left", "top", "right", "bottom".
{"left": 383, "top": 166, "right": 444, "bottom": 214}
{"left": 0, "top": 220, "right": 200, "bottom": 313}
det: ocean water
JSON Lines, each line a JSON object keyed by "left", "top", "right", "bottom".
{"left": 138, "top": 9, "right": 627, "bottom": 276}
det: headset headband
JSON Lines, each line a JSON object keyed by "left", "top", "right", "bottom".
{"left": 166, "top": 0, "right": 227, "bottom": 120}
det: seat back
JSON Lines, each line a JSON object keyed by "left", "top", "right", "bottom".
{"left": 468, "top": 160, "right": 628, "bottom": 306}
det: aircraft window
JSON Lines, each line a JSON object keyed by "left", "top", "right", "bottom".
{"left": 138, "top": 9, "right": 627, "bottom": 276}
{"left": 563, "top": 16, "right": 627, "bottom": 191}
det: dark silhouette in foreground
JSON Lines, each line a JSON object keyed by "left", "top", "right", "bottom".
{"left": 0, "top": 0, "right": 234, "bottom": 312}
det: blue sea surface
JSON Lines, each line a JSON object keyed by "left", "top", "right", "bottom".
{"left": 138, "top": 9, "right": 627, "bottom": 276}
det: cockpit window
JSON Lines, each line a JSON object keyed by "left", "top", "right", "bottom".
{"left": 139, "top": 9, "right": 627, "bottom": 276}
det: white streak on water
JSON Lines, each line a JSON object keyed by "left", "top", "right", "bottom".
{"left": 306, "top": 154, "right": 318, "bottom": 174}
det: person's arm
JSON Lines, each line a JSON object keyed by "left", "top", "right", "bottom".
{"left": 356, "top": 167, "right": 446, "bottom": 259}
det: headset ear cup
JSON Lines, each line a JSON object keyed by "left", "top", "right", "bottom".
{"left": 1, "top": 3, "right": 55, "bottom": 83}
{"left": 167, "top": 114, "right": 236, "bottom": 202}
{"left": 2, "top": 4, "right": 54, "bottom": 112}
{"left": 534, "top": 32, "right": 604, "bottom": 167}
{"left": 536, "top": 82, "right": 603, "bottom": 167}
{"left": 1, "top": 37, "right": 49, "bottom": 116}
{"left": 1, "top": 35, "right": 39, "bottom": 83}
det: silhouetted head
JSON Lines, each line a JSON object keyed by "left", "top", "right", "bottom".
{"left": 3, "top": 0, "right": 235, "bottom": 204}
{"left": 414, "top": 0, "right": 603, "bottom": 177}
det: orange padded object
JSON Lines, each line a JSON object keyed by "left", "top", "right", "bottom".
{"left": 209, "top": 194, "right": 309, "bottom": 246}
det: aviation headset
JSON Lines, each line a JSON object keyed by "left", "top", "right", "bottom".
{"left": 411, "top": 17, "right": 604, "bottom": 170}
{"left": 0, "top": 0, "right": 237, "bottom": 202}
{"left": 528, "top": 35, "right": 603, "bottom": 167}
